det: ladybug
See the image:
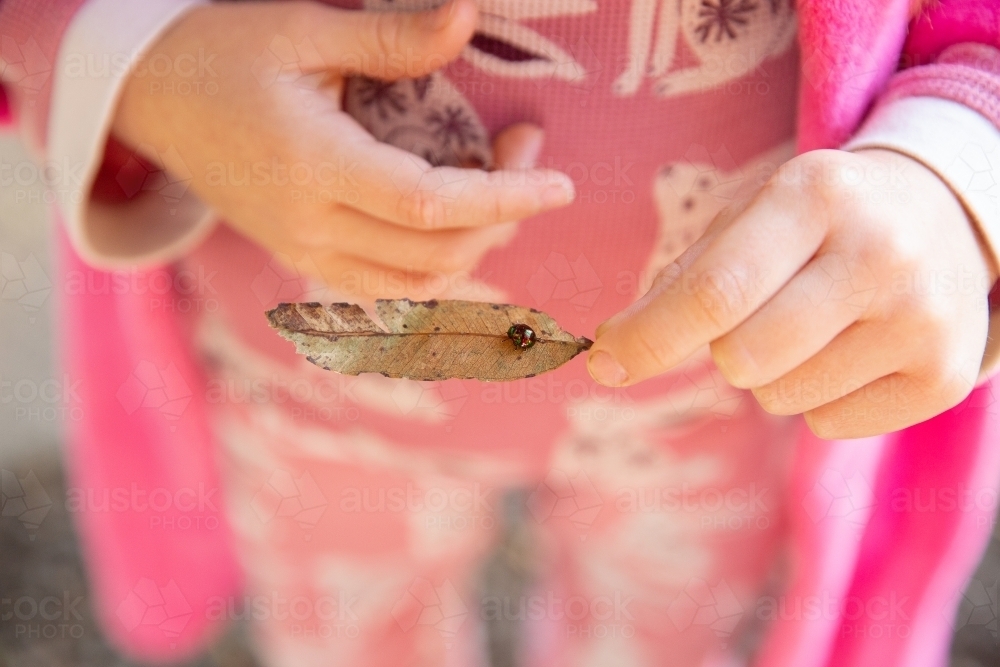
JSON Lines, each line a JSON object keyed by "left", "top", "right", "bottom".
{"left": 507, "top": 323, "right": 537, "bottom": 350}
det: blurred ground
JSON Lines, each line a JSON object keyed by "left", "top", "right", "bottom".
{"left": 0, "top": 461, "right": 261, "bottom": 667}
{"left": 1, "top": 134, "right": 997, "bottom": 666}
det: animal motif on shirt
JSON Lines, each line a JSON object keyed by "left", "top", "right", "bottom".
{"left": 645, "top": 140, "right": 795, "bottom": 287}
{"left": 613, "top": 0, "right": 796, "bottom": 97}
{"left": 346, "top": 0, "right": 598, "bottom": 166}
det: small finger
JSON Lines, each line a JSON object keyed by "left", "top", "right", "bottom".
{"left": 331, "top": 117, "right": 574, "bottom": 229}
{"left": 750, "top": 321, "right": 909, "bottom": 416}
{"left": 305, "top": 251, "right": 471, "bottom": 301}
{"left": 803, "top": 374, "right": 923, "bottom": 439}
{"left": 805, "top": 367, "right": 976, "bottom": 439}
{"left": 328, "top": 206, "right": 514, "bottom": 272}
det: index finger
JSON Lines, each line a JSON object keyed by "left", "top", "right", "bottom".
{"left": 588, "top": 188, "right": 827, "bottom": 386}
{"left": 334, "top": 116, "right": 576, "bottom": 229}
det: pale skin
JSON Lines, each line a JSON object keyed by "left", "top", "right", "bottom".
{"left": 588, "top": 149, "right": 999, "bottom": 439}
{"left": 112, "top": 0, "right": 998, "bottom": 439}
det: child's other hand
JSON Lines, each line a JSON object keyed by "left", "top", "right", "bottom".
{"left": 110, "top": 0, "right": 574, "bottom": 299}
{"left": 589, "top": 149, "right": 999, "bottom": 439}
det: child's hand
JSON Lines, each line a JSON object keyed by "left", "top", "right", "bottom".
{"left": 589, "top": 149, "right": 999, "bottom": 439}
{"left": 110, "top": 0, "right": 574, "bottom": 299}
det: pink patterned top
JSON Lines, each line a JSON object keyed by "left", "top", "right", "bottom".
{"left": 2, "top": 1, "right": 1000, "bottom": 666}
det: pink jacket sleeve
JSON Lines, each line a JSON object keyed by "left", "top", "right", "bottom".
{"left": 900, "top": 0, "right": 1000, "bottom": 127}
{"left": 1, "top": 2, "right": 242, "bottom": 662}
{"left": 883, "top": 43, "right": 1000, "bottom": 127}
{"left": 844, "top": 0, "right": 1000, "bottom": 375}
{"left": 3, "top": 0, "right": 215, "bottom": 269}
{"left": 759, "top": 5, "right": 1000, "bottom": 667}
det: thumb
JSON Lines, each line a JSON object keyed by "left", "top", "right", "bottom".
{"left": 492, "top": 123, "right": 546, "bottom": 170}
{"left": 308, "top": 0, "right": 478, "bottom": 79}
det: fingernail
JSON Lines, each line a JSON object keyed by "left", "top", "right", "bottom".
{"left": 588, "top": 350, "right": 629, "bottom": 387}
{"left": 423, "top": 0, "right": 455, "bottom": 31}
{"left": 542, "top": 180, "right": 574, "bottom": 207}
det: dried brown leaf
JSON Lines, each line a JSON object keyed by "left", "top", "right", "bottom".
{"left": 266, "top": 299, "right": 593, "bottom": 381}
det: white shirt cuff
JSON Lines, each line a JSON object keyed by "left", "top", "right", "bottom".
{"left": 844, "top": 95, "right": 1000, "bottom": 378}
{"left": 842, "top": 95, "right": 1000, "bottom": 274}
{"left": 48, "top": 0, "right": 215, "bottom": 269}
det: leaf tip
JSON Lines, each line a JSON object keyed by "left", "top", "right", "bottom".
{"left": 264, "top": 303, "right": 288, "bottom": 329}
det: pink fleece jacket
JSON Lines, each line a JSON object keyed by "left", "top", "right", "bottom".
{"left": 1, "top": 0, "right": 999, "bottom": 665}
